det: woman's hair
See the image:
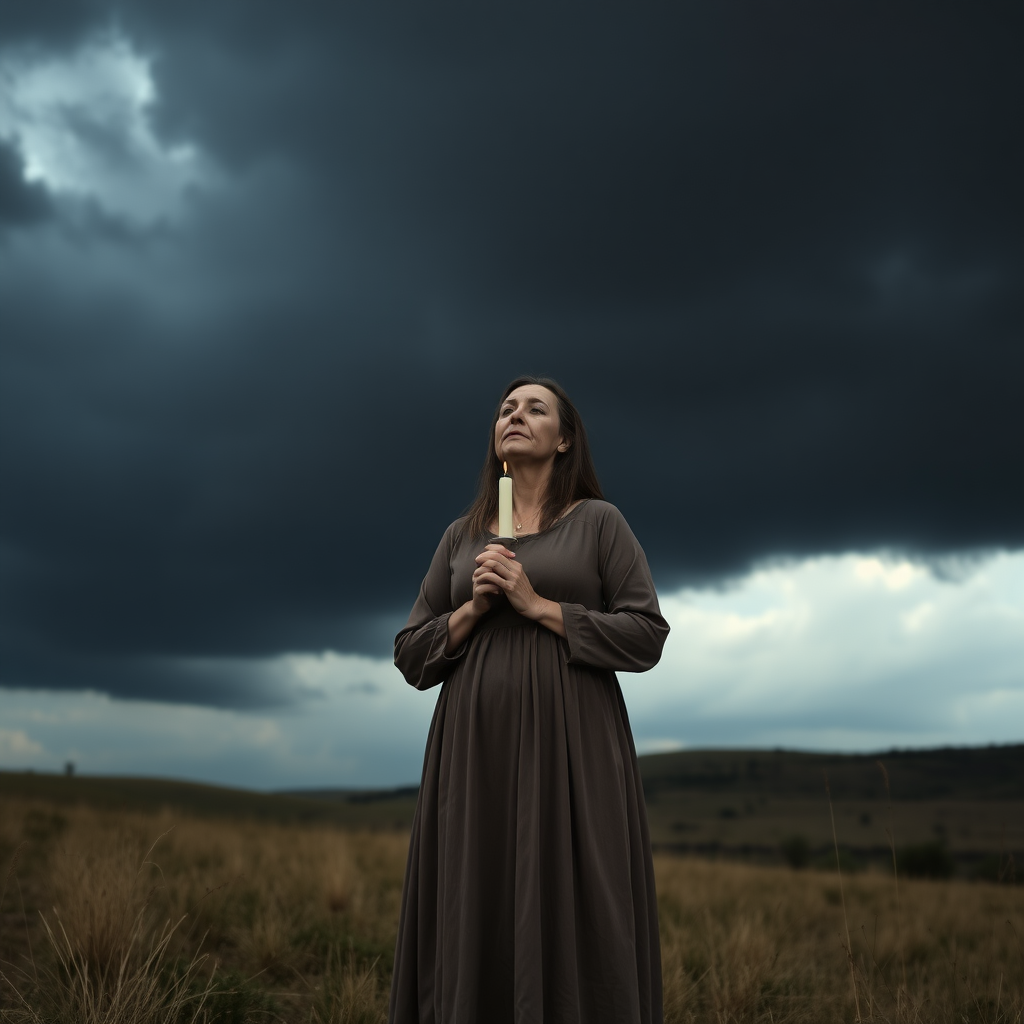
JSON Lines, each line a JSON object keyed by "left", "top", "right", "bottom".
{"left": 463, "top": 376, "right": 604, "bottom": 540}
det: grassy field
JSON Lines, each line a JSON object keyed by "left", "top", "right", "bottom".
{"left": 2, "top": 775, "right": 1022, "bottom": 1022}
{"left": 7, "top": 744, "right": 1021, "bottom": 878}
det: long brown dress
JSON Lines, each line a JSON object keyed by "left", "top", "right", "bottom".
{"left": 389, "top": 499, "right": 670, "bottom": 1024}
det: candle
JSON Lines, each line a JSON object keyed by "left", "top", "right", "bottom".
{"left": 498, "top": 461, "right": 514, "bottom": 537}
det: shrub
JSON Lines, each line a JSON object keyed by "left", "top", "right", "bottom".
{"left": 779, "top": 835, "right": 811, "bottom": 870}
{"left": 970, "top": 852, "right": 1019, "bottom": 885}
{"left": 898, "top": 840, "right": 955, "bottom": 880}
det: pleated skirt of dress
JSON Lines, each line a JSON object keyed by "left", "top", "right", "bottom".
{"left": 388, "top": 623, "right": 663, "bottom": 1024}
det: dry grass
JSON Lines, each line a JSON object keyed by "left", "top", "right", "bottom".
{"left": 1, "top": 825, "right": 213, "bottom": 1024}
{"left": 656, "top": 856, "right": 1024, "bottom": 1023}
{"left": 2, "top": 795, "right": 1022, "bottom": 1023}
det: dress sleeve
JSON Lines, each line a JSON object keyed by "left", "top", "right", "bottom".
{"left": 560, "top": 505, "right": 670, "bottom": 673}
{"left": 394, "top": 522, "right": 466, "bottom": 690}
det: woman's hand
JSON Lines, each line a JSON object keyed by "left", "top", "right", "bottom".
{"left": 473, "top": 544, "right": 566, "bottom": 637}
{"left": 448, "top": 544, "right": 567, "bottom": 654}
{"left": 469, "top": 543, "right": 506, "bottom": 616}
{"left": 473, "top": 544, "right": 537, "bottom": 617}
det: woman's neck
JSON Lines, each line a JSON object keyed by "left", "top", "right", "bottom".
{"left": 508, "top": 460, "right": 554, "bottom": 520}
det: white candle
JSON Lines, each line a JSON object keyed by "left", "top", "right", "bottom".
{"left": 498, "top": 462, "right": 514, "bottom": 537}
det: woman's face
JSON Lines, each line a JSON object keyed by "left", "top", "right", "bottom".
{"left": 494, "top": 384, "right": 567, "bottom": 465}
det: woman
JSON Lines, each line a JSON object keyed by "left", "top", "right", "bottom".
{"left": 390, "top": 376, "right": 669, "bottom": 1024}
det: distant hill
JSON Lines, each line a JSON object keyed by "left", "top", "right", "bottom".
{"left": 636, "top": 743, "right": 1024, "bottom": 801}
{"left": 4, "top": 743, "right": 1021, "bottom": 815}
{"left": 632, "top": 745, "right": 1024, "bottom": 871}
{"left": 0, "top": 771, "right": 417, "bottom": 830}
{"left": 282, "top": 743, "right": 1024, "bottom": 803}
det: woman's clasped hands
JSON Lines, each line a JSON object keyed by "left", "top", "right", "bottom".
{"left": 447, "top": 543, "right": 565, "bottom": 655}
{"left": 471, "top": 543, "right": 544, "bottom": 619}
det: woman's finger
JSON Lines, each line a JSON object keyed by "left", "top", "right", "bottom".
{"left": 476, "top": 551, "right": 514, "bottom": 569}
{"left": 474, "top": 563, "right": 508, "bottom": 580}
{"left": 477, "top": 560, "right": 512, "bottom": 581}
{"left": 482, "top": 543, "right": 516, "bottom": 558}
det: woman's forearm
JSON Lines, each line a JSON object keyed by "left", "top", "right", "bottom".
{"left": 446, "top": 595, "right": 566, "bottom": 654}
{"left": 445, "top": 601, "right": 483, "bottom": 655}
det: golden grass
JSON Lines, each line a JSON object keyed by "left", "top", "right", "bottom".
{"left": 656, "top": 855, "right": 1024, "bottom": 1022}
{"left": 2, "top": 796, "right": 1022, "bottom": 1023}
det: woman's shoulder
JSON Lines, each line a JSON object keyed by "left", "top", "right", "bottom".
{"left": 573, "top": 499, "right": 646, "bottom": 546}
{"left": 575, "top": 498, "right": 627, "bottom": 524}
{"left": 439, "top": 515, "right": 470, "bottom": 539}
{"left": 438, "top": 515, "right": 485, "bottom": 550}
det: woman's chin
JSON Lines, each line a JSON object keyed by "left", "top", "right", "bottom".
{"left": 497, "top": 445, "right": 523, "bottom": 462}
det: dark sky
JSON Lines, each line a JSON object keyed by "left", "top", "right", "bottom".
{"left": 2, "top": 2, "right": 1021, "bottom": 712}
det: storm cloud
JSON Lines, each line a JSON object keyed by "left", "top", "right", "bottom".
{"left": 1, "top": 2, "right": 1021, "bottom": 719}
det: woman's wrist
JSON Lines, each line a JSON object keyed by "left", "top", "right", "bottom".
{"left": 463, "top": 599, "right": 486, "bottom": 624}
{"left": 446, "top": 601, "right": 482, "bottom": 655}
{"left": 528, "top": 598, "right": 566, "bottom": 638}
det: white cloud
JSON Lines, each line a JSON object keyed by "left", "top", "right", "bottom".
{"left": 635, "top": 737, "right": 687, "bottom": 756}
{"left": 623, "top": 549, "right": 1024, "bottom": 752}
{"left": 0, "top": 728, "right": 45, "bottom": 758}
{"left": 0, "top": 653, "right": 437, "bottom": 790}
{"left": 2, "top": 551, "right": 1021, "bottom": 789}
{"left": 0, "top": 29, "right": 216, "bottom": 222}
{"left": 852, "top": 555, "right": 921, "bottom": 590}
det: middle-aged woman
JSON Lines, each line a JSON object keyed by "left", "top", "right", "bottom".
{"left": 389, "top": 376, "right": 670, "bottom": 1024}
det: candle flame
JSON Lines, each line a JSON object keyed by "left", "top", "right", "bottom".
{"left": 503, "top": 461, "right": 508, "bottom": 475}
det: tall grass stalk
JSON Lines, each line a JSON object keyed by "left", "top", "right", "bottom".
{"left": 308, "top": 946, "right": 386, "bottom": 1024}
{"left": 878, "top": 761, "right": 909, "bottom": 1007}
{"left": 825, "top": 771, "right": 861, "bottom": 1022}
{"left": 6, "top": 911, "right": 212, "bottom": 1024}
{"left": 1, "top": 832, "right": 215, "bottom": 1024}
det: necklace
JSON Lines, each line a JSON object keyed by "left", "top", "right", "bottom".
{"left": 513, "top": 500, "right": 583, "bottom": 534}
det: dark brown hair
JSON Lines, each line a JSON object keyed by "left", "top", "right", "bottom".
{"left": 464, "top": 376, "right": 604, "bottom": 540}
